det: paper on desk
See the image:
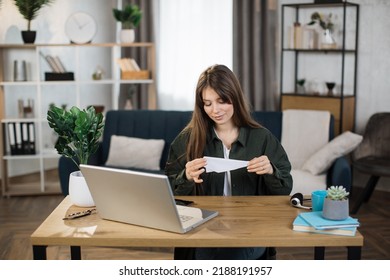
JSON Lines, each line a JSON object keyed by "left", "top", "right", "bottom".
{"left": 204, "top": 156, "right": 248, "bottom": 173}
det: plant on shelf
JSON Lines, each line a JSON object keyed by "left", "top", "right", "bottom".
{"left": 296, "top": 79, "right": 306, "bottom": 94}
{"left": 113, "top": 3, "right": 142, "bottom": 43}
{"left": 124, "top": 84, "right": 136, "bottom": 109}
{"left": 113, "top": 3, "right": 142, "bottom": 29}
{"left": 47, "top": 105, "right": 104, "bottom": 169}
{"left": 308, "top": 12, "right": 334, "bottom": 31}
{"left": 308, "top": 12, "right": 336, "bottom": 49}
{"left": 322, "top": 186, "right": 350, "bottom": 220}
{"left": 13, "top": 0, "right": 55, "bottom": 43}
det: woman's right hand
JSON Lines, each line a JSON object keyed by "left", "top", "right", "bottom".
{"left": 185, "top": 158, "right": 207, "bottom": 183}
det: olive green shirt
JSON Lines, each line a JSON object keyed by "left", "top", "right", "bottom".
{"left": 165, "top": 126, "right": 293, "bottom": 196}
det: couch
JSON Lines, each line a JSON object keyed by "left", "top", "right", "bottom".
{"left": 58, "top": 109, "right": 352, "bottom": 195}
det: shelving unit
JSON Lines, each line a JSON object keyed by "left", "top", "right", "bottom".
{"left": 279, "top": 2, "right": 359, "bottom": 136}
{"left": 0, "top": 42, "right": 156, "bottom": 196}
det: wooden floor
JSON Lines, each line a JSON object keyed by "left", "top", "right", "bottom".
{"left": 1, "top": 187, "right": 389, "bottom": 260}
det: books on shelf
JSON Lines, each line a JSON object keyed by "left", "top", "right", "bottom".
{"left": 39, "top": 51, "right": 74, "bottom": 81}
{"left": 287, "top": 22, "right": 319, "bottom": 49}
{"left": 117, "top": 57, "right": 149, "bottom": 80}
{"left": 293, "top": 215, "right": 357, "bottom": 237}
{"left": 116, "top": 57, "right": 141, "bottom": 72}
{"left": 6, "top": 122, "right": 36, "bottom": 155}
{"left": 53, "top": 56, "right": 67, "bottom": 72}
{"left": 39, "top": 51, "right": 67, "bottom": 73}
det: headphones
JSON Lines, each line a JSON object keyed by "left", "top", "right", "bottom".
{"left": 290, "top": 193, "right": 312, "bottom": 210}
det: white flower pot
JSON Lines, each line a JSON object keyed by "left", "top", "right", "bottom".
{"left": 120, "top": 29, "right": 135, "bottom": 43}
{"left": 69, "top": 171, "right": 95, "bottom": 207}
{"left": 321, "top": 29, "right": 337, "bottom": 49}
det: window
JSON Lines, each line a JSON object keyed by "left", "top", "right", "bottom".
{"left": 157, "top": 0, "right": 233, "bottom": 110}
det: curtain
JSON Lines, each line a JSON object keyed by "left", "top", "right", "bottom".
{"left": 233, "top": 0, "right": 278, "bottom": 111}
{"left": 120, "top": 0, "right": 156, "bottom": 109}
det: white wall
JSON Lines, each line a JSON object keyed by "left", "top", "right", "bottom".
{"left": 279, "top": 0, "right": 390, "bottom": 191}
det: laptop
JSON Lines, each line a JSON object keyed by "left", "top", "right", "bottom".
{"left": 79, "top": 164, "right": 218, "bottom": 234}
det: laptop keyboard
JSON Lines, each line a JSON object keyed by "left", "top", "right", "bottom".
{"left": 180, "top": 215, "right": 193, "bottom": 223}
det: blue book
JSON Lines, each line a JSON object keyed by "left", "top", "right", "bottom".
{"left": 293, "top": 215, "right": 357, "bottom": 236}
{"left": 299, "top": 211, "right": 360, "bottom": 230}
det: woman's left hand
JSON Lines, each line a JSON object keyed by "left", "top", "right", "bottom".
{"left": 247, "top": 155, "right": 274, "bottom": 175}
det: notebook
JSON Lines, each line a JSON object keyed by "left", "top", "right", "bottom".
{"left": 299, "top": 211, "right": 360, "bottom": 230}
{"left": 79, "top": 164, "right": 218, "bottom": 234}
{"left": 292, "top": 215, "right": 357, "bottom": 236}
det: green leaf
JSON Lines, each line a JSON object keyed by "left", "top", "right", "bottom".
{"left": 14, "top": 0, "right": 54, "bottom": 30}
{"left": 47, "top": 105, "right": 105, "bottom": 169}
{"left": 112, "top": 4, "right": 142, "bottom": 29}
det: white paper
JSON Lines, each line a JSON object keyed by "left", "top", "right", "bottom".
{"left": 204, "top": 156, "right": 248, "bottom": 173}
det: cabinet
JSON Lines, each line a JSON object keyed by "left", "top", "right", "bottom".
{"left": 0, "top": 43, "right": 156, "bottom": 196}
{"left": 280, "top": 2, "right": 359, "bottom": 136}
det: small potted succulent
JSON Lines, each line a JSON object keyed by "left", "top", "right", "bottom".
{"left": 113, "top": 4, "right": 142, "bottom": 43}
{"left": 322, "top": 186, "right": 350, "bottom": 220}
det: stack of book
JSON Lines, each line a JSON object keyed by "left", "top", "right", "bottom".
{"left": 40, "top": 51, "right": 74, "bottom": 81}
{"left": 116, "top": 57, "right": 149, "bottom": 80}
{"left": 293, "top": 211, "right": 360, "bottom": 236}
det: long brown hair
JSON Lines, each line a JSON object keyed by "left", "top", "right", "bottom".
{"left": 184, "top": 64, "right": 260, "bottom": 161}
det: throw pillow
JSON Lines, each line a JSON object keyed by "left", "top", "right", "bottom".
{"left": 302, "top": 131, "right": 363, "bottom": 175}
{"left": 105, "top": 135, "right": 165, "bottom": 171}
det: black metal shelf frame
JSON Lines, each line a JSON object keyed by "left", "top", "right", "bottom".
{"left": 279, "top": 1, "right": 359, "bottom": 133}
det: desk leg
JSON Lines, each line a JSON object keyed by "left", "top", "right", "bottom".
{"left": 70, "top": 246, "right": 81, "bottom": 260}
{"left": 347, "top": 246, "right": 361, "bottom": 260}
{"left": 32, "top": 245, "right": 47, "bottom": 260}
{"left": 314, "top": 247, "right": 325, "bottom": 260}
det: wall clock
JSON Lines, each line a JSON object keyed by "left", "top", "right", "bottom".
{"left": 65, "top": 12, "right": 97, "bottom": 44}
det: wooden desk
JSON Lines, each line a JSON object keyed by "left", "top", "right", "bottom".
{"left": 31, "top": 196, "right": 363, "bottom": 260}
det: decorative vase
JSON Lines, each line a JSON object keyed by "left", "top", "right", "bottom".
{"left": 21, "top": 31, "right": 36, "bottom": 44}
{"left": 124, "top": 98, "right": 133, "bottom": 110}
{"left": 325, "top": 82, "right": 336, "bottom": 96}
{"left": 69, "top": 171, "right": 95, "bottom": 207}
{"left": 321, "top": 29, "right": 336, "bottom": 49}
{"left": 120, "top": 29, "right": 135, "bottom": 43}
{"left": 297, "top": 85, "right": 306, "bottom": 94}
{"left": 322, "top": 198, "right": 349, "bottom": 220}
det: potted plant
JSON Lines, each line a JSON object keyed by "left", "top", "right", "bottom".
{"left": 47, "top": 105, "right": 104, "bottom": 207}
{"left": 308, "top": 12, "right": 336, "bottom": 49}
{"left": 322, "top": 186, "right": 350, "bottom": 220}
{"left": 124, "top": 84, "right": 136, "bottom": 109}
{"left": 296, "top": 79, "right": 306, "bottom": 94}
{"left": 112, "top": 3, "right": 142, "bottom": 43}
{"left": 13, "top": 0, "right": 55, "bottom": 44}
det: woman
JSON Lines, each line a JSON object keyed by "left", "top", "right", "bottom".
{"left": 165, "top": 64, "right": 292, "bottom": 259}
